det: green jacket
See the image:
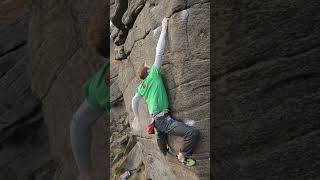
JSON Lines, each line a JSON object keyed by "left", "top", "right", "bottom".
{"left": 83, "top": 59, "right": 110, "bottom": 111}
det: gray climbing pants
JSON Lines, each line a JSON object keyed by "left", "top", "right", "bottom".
{"left": 70, "top": 99, "right": 104, "bottom": 173}
{"left": 154, "top": 113, "right": 200, "bottom": 156}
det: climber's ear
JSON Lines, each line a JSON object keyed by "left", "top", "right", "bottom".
{"left": 139, "top": 66, "right": 149, "bottom": 80}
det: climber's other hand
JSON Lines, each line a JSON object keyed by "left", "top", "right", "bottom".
{"left": 131, "top": 116, "right": 140, "bottom": 130}
{"left": 161, "top": 17, "right": 168, "bottom": 32}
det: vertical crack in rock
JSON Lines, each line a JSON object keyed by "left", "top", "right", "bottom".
{"left": 184, "top": 9, "right": 190, "bottom": 61}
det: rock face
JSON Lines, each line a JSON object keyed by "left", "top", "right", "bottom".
{"left": 28, "top": 0, "right": 108, "bottom": 179}
{"left": 111, "top": 0, "right": 210, "bottom": 179}
{"left": 0, "top": 0, "right": 54, "bottom": 179}
{"left": 213, "top": 0, "right": 320, "bottom": 179}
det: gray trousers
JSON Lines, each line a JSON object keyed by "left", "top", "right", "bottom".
{"left": 70, "top": 99, "right": 104, "bottom": 173}
{"left": 154, "top": 114, "right": 200, "bottom": 156}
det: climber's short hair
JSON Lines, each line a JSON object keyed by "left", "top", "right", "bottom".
{"left": 139, "top": 66, "right": 149, "bottom": 80}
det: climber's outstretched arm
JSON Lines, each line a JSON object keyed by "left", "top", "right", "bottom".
{"left": 154, "top": 18, "right": 168, "bottom": 70}
{"left": 132, "top": 93, "right": 141, "bottom": 118}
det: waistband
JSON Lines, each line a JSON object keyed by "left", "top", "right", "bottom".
{"left": 152, "top": 112, "right": 168, "bottom": 119}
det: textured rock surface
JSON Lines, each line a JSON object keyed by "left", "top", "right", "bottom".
{"left": 213, "top": 0, "right": 320, "bottom": 179}
{"left": 111, "top": 0, "right": 210, "bottom": 179}
{"left": 0, "top": 0, "right": 54, "bottom": 179}
{"left": 29, "top": 0, "right": 108, "bottom": 179}
{"left": 118, "top": 143, "right": 143, "bottom": 171}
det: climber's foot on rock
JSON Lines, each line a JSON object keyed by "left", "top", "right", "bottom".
{"left": 176, "top": 154, "right": 196, "bottom": 167}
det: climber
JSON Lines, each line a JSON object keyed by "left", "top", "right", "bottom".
{"left": 131, "top": 17, "right": 200, "bottom": 167}
{"left": 70, "top": 60, "right": 109, "bottom": 180}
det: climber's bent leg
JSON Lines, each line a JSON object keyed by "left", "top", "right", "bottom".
{"left": 164, "top": 115, "right": 200, "bottom": 157}
{"left": 70, "top": 99, "right": 104, "bottom": 174}
{"left": 156, "top": 130, "right": 169, "bottom": 155}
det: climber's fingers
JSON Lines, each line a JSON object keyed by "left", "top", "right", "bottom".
{"left": 162, "top": 17, "right": 168, "bottom": 26}
{"left": 162, "top": 17, "right": 168, "bottom": 31}
{"left": 131, "top": 117, "right": 140, "bottom": 130}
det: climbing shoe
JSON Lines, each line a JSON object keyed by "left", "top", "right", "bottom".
{"left": 176, "top": 155, "right": 196, "bottom": 167}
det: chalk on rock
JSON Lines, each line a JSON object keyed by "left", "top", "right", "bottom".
{"left": 180, "top": 9, "right": 189, "bottom": 20}
{"left": 183, "top": 119, "right": 195, "bottom": 126}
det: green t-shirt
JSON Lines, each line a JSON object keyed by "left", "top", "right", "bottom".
{"left": 83, "top": 59, "right": 110, "bottom": 111}
{"left": 136, "top": 64, "right": 169, "bottom": 114}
